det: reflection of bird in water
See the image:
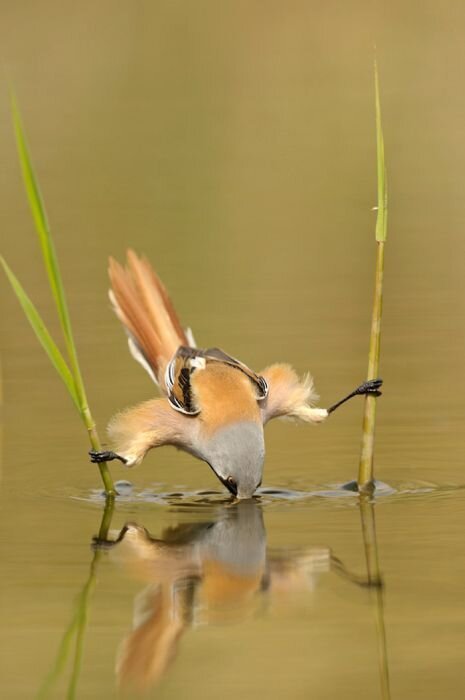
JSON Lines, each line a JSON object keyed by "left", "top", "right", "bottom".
{"left": 107, "top": 501, "right": 332, "bottom": 692}
{"left": 90, "top": 251, "right": 382, "bottom": 498}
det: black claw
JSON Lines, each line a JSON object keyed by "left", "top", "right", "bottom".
{"left": 91, "top": 536, "right": 117, "bottom": 550}
{"left": 355, "top": 378, "right": 383, "bottom": 396}
{"left": 89, "top": 450, "right": 107, "bottom": 463}
{"left": 327, "top": 378, "right": 384, "bottom": 414}
{"left": 91, "top": 524, "right": 131, "bottom": 550}
{"left": 89, "top": 450, "right": 127, "bottom": 464}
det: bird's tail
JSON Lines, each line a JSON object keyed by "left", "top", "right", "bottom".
{"left": 108, "top": 250, "right": 194, "bottom": 386}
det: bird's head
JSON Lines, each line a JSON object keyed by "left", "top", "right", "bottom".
{"left": 205, "top": 421, "right": 265, "bottom": 499}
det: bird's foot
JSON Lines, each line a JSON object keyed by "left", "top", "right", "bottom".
{"left": 91, "top": 524, "right": 133, "bottom": 550}
{"left": 354, "top": 378, "right": 383, "bottom": 397}
{"left": 91, "top": 536, "right": 117, "bottom": 550}
{"left": 89, "top": 450, "right": 127, "bottom": 464}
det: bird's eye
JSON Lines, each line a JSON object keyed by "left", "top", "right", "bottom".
{"left": 226, "top": 476, "right": 237, "bottom": 494}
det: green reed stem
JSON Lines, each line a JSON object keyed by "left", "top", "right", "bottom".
{"left": 359, "top": 241, "right": 385, "bottom": 488}
{"left": 7, "top": 94, "right": 115, "bottom": 496}
{"left": 358, "top": 61, "right": 388, "bottom": 491}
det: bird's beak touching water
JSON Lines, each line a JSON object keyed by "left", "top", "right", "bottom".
{"left": 217, "top": 473, "right": 238, "bottom": 497}
{"left": 205, "top": 421, "right": 265, "bottom": 500}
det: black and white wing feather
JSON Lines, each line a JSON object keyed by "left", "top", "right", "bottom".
{"left": 164, "top": 346, "right": 268, "bottom": 415}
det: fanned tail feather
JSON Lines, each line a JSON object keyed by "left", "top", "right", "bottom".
{"left": 109, "top": 250, "right": 193, "bottom": 386}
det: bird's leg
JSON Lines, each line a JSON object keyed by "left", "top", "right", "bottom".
{"left": 89, "top": 450, "right": 128, "bottom": 464}
{"left": 327, "top": 378, "right": 383, "bottom": 415}
{"left": 92, "top": 524, "right": 132, "bottom": 550}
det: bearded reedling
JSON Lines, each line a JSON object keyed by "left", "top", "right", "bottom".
{"left": 89, "top": 251, "right": 382, "bottom": 498}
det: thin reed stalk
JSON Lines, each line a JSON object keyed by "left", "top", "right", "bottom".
{"left": 3, "top": 95, "right": 115, "bottom": 496}
{"left": 359, "top": 496, "right": 391, "bottom": 700}
{"left": 37, "top": 497, "right": 116, "bottom": 699}
{"left": 358, "top": 61, "right": 388, "bottom": 491}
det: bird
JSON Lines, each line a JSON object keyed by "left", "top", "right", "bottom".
{"left": 89, "top": 250, "right": 382, "bottom": 499}
{"left": 106, "top": 502, "right": 334, "bottom": 690}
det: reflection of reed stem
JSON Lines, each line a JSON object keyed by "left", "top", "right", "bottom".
{"left": 373, "top": 586, "right": 390, "bottom": 700}
{"left": 359, "top": 495, "right": 383, "bottom": 586}
{"left": 97, "top": 494, "right": 116, "bottom": 541}
{"left": 66, "top": 553, "right": 100, "bottom": 700}
{"left": 359, "top": 496, "right": 391, "bottom": 700}
{"left": 37, "top": 497, "right": 116, "bottom": 699}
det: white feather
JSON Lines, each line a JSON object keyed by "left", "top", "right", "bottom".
{"left": 190, "top": 356, "right": 206, "bottom": 370}
{"left": 185, "top": 327, "right": 196, "bottom": 348}
{"left": 164, "top": 358, "right": 175, "bottom": 393}
{"left": 127, "top": 337, "right": 159, "bottom": 385}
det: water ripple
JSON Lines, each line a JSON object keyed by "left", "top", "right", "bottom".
{"left": 67, "top": 478, "right": 465, "bottom": 511}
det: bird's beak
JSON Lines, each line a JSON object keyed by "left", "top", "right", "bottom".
{"left": 207, "top": 463, "right": 238, "bottom": 497}
{"left": 218, "top": 475, "right": 238, "bottom": 497}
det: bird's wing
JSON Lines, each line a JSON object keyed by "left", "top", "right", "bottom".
{"left": 107, "top": 397, "right": 197, "bottom": 466}
{"left": 165, "top": 346, "right": 268, "bottom": 415}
